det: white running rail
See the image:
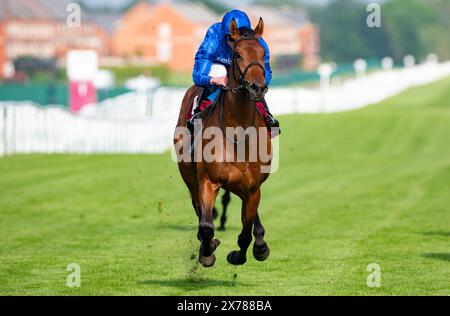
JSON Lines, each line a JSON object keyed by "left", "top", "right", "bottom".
{"left": 1, "top": 61, "right": 449, "bottom": 156}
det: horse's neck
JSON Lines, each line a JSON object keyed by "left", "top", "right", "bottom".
{"left": 223, "top": 91, "right": 256, "bottom": 128}
{"left": 223, "top": 67, "right": 257, "bottom": 128}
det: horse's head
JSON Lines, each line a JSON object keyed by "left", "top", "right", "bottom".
{"left": 228, "top": 18, "right": 268, "bottom": 101}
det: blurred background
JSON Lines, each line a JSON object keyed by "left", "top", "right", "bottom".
{"left": 1, "top": 0, "right": 450, "bottom": 296}
{"left": 0, "top": 0, "right": 449, "bottom": 154}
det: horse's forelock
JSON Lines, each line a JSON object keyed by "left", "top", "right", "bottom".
{"left": 238, "top": 27, "right": 254, "bottom": 38}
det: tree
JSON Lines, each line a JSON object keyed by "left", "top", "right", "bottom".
{"left": 382, "top": 0, "right": 436, "bottom": 62}
{"left": 309, "top": 0, "right": 446, "bottom": 63}
{"left": 310, "top": 0, "right": 373, "bottom": 62}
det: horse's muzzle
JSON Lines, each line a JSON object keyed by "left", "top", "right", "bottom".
{"left": 247, "top": 83, "right": 268, "bottom": 101}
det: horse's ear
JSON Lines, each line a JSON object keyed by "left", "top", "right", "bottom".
{"left": 254, "top": 17, "right": 264, "bottom": 38}
{"left": 229, "top": 18, "right": 240, "bottom": 41}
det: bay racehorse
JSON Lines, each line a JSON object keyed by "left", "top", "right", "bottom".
{"left": 174, "top": 18, "right": 274, "bottom": 267}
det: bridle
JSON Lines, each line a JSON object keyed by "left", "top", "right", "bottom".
{"left": 224, "top": 36, "right": 266, "bottom": 94}
{"left": 201, "top": 35, "right": 267, "bottom": 145}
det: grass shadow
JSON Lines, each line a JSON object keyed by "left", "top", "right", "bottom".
{"left": 422, "top": 253, "right": 450, "bottom": 262}
{"left": 137, "top": 278, "right": 255, "bottom": 291}
{"left": 162, "top": 224, "right": 238, "bottom": 232}
{"left": 163, "top": 224, "right": 197, "bottom": 232}
{"left": 422, "top": 231, "right": 450, "bottom": 237}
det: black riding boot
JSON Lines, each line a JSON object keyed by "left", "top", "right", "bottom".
{"left": 187, "top": 87, "right": 215, "bottom": 130}
{"left": 187, "top": 108, "right": 202, "bottom": 131}
{"left": 261, "top": 99, "right": 281, "bottom": 136}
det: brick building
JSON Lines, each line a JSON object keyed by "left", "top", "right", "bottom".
{"left": 0, "top": 22, "right": 5, "bottom": 76}
{"left": 0, "top": 0, "right": 111, "bottom": 78}
{"left": 279, "top": 8, "right": 321, "bottom": 70}
{"left": 242, "top": 6, "right": 320, "bottom": 71}
{"left": 242, "top": 7, "right": 301, "bottom": 58}
{"left": 114, "top": 1, "right": 320, "bottom": 72}
{"left": 113, "top": 0, "right": 218, "bottom": 72}
{"left": 298, "top": 22, "right": 320, "bottom": 70}
{"left": 0, "top": 0, "right": 321, "bottom": 78}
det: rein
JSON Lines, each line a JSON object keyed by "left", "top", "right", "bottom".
{"left": 202, "top": 36, "right": 266, "bottom": 145}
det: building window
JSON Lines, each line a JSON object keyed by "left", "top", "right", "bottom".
{"left": 157, "top": 23, "right": 172, "bottom": 63}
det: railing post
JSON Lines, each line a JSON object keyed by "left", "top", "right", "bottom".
{"left": 381, "top": 57, "right": 394, "bottom": 71}
{"left": 403, "top": 55, "right": 416, "bottom": 68}
{"left": 146, "top": 87, "right": 157, "bottom": 118}
{"left": 354, "top": 58, "right": 368, "bottom": 79}
{"left": 318, "top": 63, "right": 334, "bottom": 112}
{"left": 2, "top": 107, "right": 7, "bottom": 157}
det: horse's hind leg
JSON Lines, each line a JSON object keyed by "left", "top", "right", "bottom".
{"left": 227, "top": 189, "right": 260, "bottom": 265}
{"left": 218, "top": 190, "right": 231, "bottom": 231}
{"left": 197, "top": 177, "right": 220, "bottom": 267}
{"left": 252, "top": 213, "right": 270, "bottom": 261}
{"left": 212, "top": 207, "right": 219, "bottom": 220}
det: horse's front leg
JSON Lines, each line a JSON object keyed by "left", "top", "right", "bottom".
{"left": 197, "top": 176, "right": 220, "bottom": 267}
{"left": 252, "top": 213, "right": 270, "bottom": 261}
{"left": 227, "top": 189, "right": 260, "bottom": 265}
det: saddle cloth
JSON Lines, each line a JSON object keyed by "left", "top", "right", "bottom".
{"left": 186, "top": 94, "right": 213, "bottom": 121}
{"left": 186, "top": 88, "right": 268, "bottom": 125}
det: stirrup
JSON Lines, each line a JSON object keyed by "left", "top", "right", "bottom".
{"left": 267, "top": 117, "right": 281, "bottom": 138}
{"left": 187, "top": 111, "right": 201, "bottom": 130}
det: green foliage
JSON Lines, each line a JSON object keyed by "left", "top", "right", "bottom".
{"left": 311, "top": 0, "right": 371, "bottom": 62}
{"left": 102, "top": 65, "right": 174, "bottom": 86}
{"left": 310, "top": 0, "right": 449, "bottom": 63}
{"left": 102, "top": 65, "right": 191, "bottom": 87}
{"left": 13, "top": 56, "right": 66, "bottom": 83}
{"left": 29, "top": 69, "right": 67, "bottom": 83}
{"left": 0, "top": 83, "right": 131, "bottom": 107}
{"left": 382, "top": 0, "right": 436, "bottom": 61}
{"left": 271, "top": 59, "right": 381, "bottom": 86}
{"left": 1, "top": 76, "right": 450, "bottom": 295}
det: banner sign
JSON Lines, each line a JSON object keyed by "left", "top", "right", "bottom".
{"left": 67, "top": 50, "right": 98, "bottom": 112}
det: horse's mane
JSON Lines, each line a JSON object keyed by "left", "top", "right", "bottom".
{"left": 238, "top": 27, "right": 255, "bottom": 38}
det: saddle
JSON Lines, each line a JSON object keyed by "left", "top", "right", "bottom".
{"left": 186, "top": 88, "right": 214, "bottom": 121}
{"left": 187, "top": 87, "right": 268, "bottom": 122}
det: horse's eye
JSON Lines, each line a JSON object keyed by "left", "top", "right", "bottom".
{"left": 235, "top": 54, "right": 242, "bottom": 60}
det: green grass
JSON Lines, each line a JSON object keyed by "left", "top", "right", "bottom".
{"left": 102, "top": 65, "right": 192, "bottom": 87}
{"left": 1, "top": 77, "right": 450, "bottom": 296}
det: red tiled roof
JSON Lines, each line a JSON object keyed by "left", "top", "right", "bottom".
{"left": 0, "top": 0, "right": 75, "bottom": 20}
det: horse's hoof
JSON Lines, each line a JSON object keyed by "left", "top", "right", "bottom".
{"left": 199, "top": 254, "right": 216, "bottom": 268}
{"left": 212, "top": 207, "right": 219, "bottom": 220}
{"left": 210, "top": 238, "right": 221, "bottom": 251}
{"left": 217, "top": 226, "right": 226, "bottom": 231}
{"left": 227, "top": 251, "right": 246, "bottom": 265}
{"left": 253, "top": 243, "right": 270, "bottom": 262}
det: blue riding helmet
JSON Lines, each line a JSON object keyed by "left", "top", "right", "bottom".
{"left": 221, "top": 10, "right": 251, "bottom": 35}
{"left": 192, "top": 9, "right": 272, "bottom": 88}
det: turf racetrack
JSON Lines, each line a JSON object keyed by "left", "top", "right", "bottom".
{"left": 1, "top": 77, "right": 449, "bottom": 295}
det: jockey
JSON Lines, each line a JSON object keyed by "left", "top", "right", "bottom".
{"left": 188, "top": 9, "right": 280, "bottom": 134}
